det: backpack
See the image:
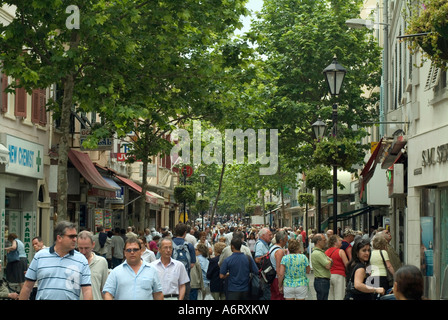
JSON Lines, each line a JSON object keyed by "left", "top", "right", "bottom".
{"left": 258, "top": 245, "right": 280, "bottom": 284}
{"left": 172, "top": 241, "right": 191, "bottom": 273}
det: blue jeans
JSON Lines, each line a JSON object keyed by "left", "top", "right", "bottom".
{"left": 314, "top": 278, "right": 330, "bottom": 300}
{"left": 190, "top": 288, "right": 198, "bottom": 300}
{"left": 112, "top": 257, "right": 122, "bottom": 269}
{"left": 227, "top": 291, "right": 248, "bottom": 300}
{"left": 260, "top": 282, "right": 271, "bottom": 300}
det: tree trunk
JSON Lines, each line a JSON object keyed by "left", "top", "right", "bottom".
{"left": 139, "top": 157, "right": 149, "bottom": 232}
{"left": 210, "top": 160, "right": 225, "bottom": 225}
{"left": 56, "top": 32, "right": 80, "bottom": 222}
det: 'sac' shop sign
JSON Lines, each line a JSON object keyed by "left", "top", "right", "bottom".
{"left": 422, "top": 143, "right": 448, "bottom": 167}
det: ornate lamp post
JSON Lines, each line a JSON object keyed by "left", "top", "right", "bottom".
{"left": 199, "top": 173, "right": 206, "bottom": 231}
{"left": 323, "top": 55, "right": 346, "bottom": 234}
{"left": 312, "top": 118, "right": 326, "bottom": 232}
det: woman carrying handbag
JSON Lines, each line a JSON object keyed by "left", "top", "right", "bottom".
{"left": 5, "top": 233, "right": 28, "bottom": 289}
{"left": 370, "top": 235, "right": 395, "bottom": 292}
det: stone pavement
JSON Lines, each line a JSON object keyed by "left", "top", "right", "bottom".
{"left": 305, "top": 270, "right": 317, "bottom": 300}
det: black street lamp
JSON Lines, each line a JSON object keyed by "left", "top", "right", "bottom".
{"left": 312, "top": 118, "right": 326, "bottom": 233}
{"left": 312, "top": 118, "right": 326, "bottom": 141}
{"left": 323, "top": 55, "right": 346, "bottom": 235}
{"left": 199, "top": 173, "right": 206, "bottom": 231}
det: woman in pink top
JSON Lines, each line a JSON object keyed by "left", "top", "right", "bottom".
{"left": 325, "top": 235, "right": 349, "bottom": 300}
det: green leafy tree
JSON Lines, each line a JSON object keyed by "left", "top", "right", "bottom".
{"left": 0, "top": 0, "right": 251, "bottom": 226}
{"left": 248, "top": 0, "right": 382, "bottom": 174}
{"left": 0, "top": 0, "right": 158, "bottom": 219}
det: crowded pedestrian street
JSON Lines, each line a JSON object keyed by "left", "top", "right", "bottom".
{"left": 1, "top": 221, "right": 424, "bottom": 302}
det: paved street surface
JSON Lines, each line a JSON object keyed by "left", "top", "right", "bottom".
{"left": 305, "top": 270, "right": 317, "bottom": 300}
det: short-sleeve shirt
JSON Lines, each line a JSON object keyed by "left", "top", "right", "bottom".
{"left": 280, "top": 254, "right": 309, "bottom": 287}
{"left": 220, "top": 252, "right": 258, "bottom": 292}
{"left": 111, "top": 236, "right": 124, "bottom": 259}
{"left": 25, "top": 246, "right": 91, "bottom": 300}
{"left": 149, "top": 258, "right": 189, "bottom": 296}
{"left": 103, "top": 260, "right": 162, "bottom": 300}
{"left": 254, "top": 239, "right": 270, "bottom": 259}
{"left": 311, "top": 247, "right": 331, "bottom": 279}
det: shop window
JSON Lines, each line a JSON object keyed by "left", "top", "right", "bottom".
{"left": 440, "top": 189, "right": 448, "bottom": 298}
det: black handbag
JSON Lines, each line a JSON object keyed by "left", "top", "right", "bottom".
{"left": 344, "top": 268, "right": 356, "bottom": 300}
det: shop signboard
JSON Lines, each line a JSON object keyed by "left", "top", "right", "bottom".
{"left": 21, "top": 212, "right": 36, "bottom": 260}
{"left": 95, "top": 209, "right": 104, "bottom": 230}
{"left": 0, "top": 209, "right": 5, "bottom": 277}
{"left": 4, "top": 135, "right": 44, "bottom": 179}
{"left": 80, "top": 129, "right": 112, "bottom": 151}
{"left": 104, "top": 209, "right": 112, "bottom": 231}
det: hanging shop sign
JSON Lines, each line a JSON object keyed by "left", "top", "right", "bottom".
{"left": 80, "top": 129, "right": 113, "bottom": 151}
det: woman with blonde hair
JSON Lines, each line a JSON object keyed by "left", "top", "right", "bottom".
{"left": 370, "top": 234, "right": 395, "bottom": 292}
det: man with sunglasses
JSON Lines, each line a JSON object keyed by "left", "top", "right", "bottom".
{"left": 103, "top": 237, "right": 163, "bottom": 300}
{"left": 19, "top": 221, "right": 93, "bottom": 300}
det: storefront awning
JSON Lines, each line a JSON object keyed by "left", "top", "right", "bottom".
{"left": 68, "top": 149, "right": 116, "bottom": 198}
{"left": 381, "top": 135, "right": 407, "bottom": 169}
{"left": 320, "top": 206, "right": 381, "bottom": 231}
{"left": 114, "top": 175, "right": 164, "bottom": 204}
{"left": 0, "top": 143, "right": 9, "bottom": 165}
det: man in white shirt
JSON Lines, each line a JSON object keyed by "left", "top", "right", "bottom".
{"left": 138, "top": 237, "right": 156, "bottom": 264}
{"left": 77, "top": 230, "right": 109, "bottom": 300}
{"left": 185, "top": 226, "right": 197, "bottom": 247}
{"left": 218, "top": 231, "right": 252, "bottom": 266}
{"left": 150, "top": 238, "right": 190, "bottom": 300}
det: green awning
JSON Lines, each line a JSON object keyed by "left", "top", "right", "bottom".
{"left": 320, "top": 206, "right": 381, "bottom": 231}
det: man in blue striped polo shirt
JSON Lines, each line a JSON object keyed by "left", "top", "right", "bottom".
{"left": 19, "top": 221, "right": 92, "bottom": 300}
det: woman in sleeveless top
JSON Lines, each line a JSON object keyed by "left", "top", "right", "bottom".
{"left": 345, "top": 238, "right": 385, "bottom": 300}
{"left": 5, "top": 233, "right": 28, "bottom": 288}
{"left": 325, "top": 235, "right": 349, "bottom": 300}
{"left": 278, "top": 239, "right": 310, "bottom": 300}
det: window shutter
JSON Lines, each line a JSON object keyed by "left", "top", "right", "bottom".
{"left": 32, "top": 89, "right": 40, "bottom": 123}
{"left": 15, "top": 85, "right": 27, "bottom": 117}
{"left": 425, "top": 63, "right": 439, "bottom": 91}
{"left": 1, "top": 73, "right": 8, "bottom": 113}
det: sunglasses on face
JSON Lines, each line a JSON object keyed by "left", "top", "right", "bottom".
{"left": 63, "top": 234, "right": 78, "bottom": 239}
{"left": 125, "top": 248, "right": 140, "bottom": 253}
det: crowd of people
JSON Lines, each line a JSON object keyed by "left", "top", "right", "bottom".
{"left": 0, "top": 220, "right": 426, "bottom": 301}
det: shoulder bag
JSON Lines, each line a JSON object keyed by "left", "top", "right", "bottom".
{"left": 247, "top": 255, "right": 262, "bottom": 300}
{"left": 379, "top": 250, "right": 394, "bottom": 286}
{"left": 344, "top": 267, "right": 356, "bottom": 300}
{"left": 7, "top": 249, "right": 20, "bottom": 263}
